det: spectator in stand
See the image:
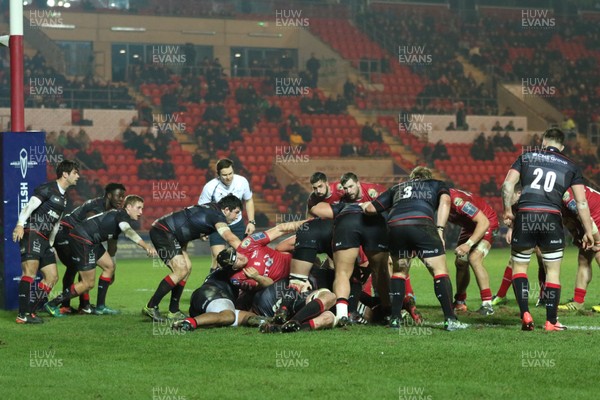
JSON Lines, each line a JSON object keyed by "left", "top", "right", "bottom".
{"left": 361, "top": 122, "right": 377, "bottom": 142}
{"left": 340, "top": 139, "right": 358, "bottom": 157}
{"left": 288, "top": 130, "right": 306, "bottom": 151}
{"left": 76, "top": 143, "right": 107, "bottom": 171}
{"left": 239, "top": 105, "right": 260, "bottom": 133}
{"left": 57, "top": 130, "right": 68, "bottom": 150}
{"left": 432, "top": 140, "right": 451, "bottom": 161}
{"left": 192, "top": 148, "right": 209, "bottom": 170}
{"left": 562, "top": 115, "right": 577, "bottom": 136}
{"left": 502, "top": 106, "right": 516, "bottom": 116}
{"left": 262, "top": 173, "right": 280, "bottom": 190}
{"left": 446, "top": 122, "right": 456, "bottom": 131}
{"left": 456, "top": 103, "right": 467, "bottom": 130}
{"left": 479, "top": 176, "right": 500, "bottom": 197}
{"left": 138, "top": 158, "right": 157, "bottom": 180}
{"left": 501, "top": 132, "right": 515, "bottom": 152}
{"left": 344, "top": 79, "right": 356, "bottom": 104}
{"left": 136, "top": 136, "right": 156, "bottom": 159}
{"left": 123, "top": 127, "right": 141, "bottom": 151}
{"left": 306, "top": 53, "right": 320, "bottom": 88}
{"left": 492, "top": 131, "right": 504, "bottom": 150}
{"left": 504, "top": 120, "right": 516, "bottom": 131}
{"left": 483, "top": 137, "right": 495, "bottom": 161}
{"left": 491, "top": 121, "right": 503, "bottom": 131}
{"left": 265, "top": 101, "right": 282, "bottom": 123}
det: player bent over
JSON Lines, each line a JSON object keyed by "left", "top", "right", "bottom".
{"left": 45, "top": 195, "right": 156, "bottom": 316}
{"left": 12, "top": 160, "right": 80, "bottom": 324}
{"left": 558, "top": 187, "right": 600, "bottom": 311}
{"left": 172, "top": 265, "right": 258, "bottom": 331}
{"left": 362, "top": 166, "right": 468, "bottom": 331}
{"left": 144, "top": 194, "right": 243, "bottom": 322}
{"left": 448, "top": 187, "right": 498, "bottom": 315}
{"left": 54, "top": 182, "right": 126, "bottom": 314}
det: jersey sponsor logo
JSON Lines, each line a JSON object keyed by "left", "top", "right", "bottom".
{"left": 462, "top": 202, "right": 478, "bottom": 217}
{"left": 263, "top": 254, "right": 274, "bottom": 267}
{"left": 48, "top": 210, "right": 60, "bottom": 220}
{"left": 32, "top": 239, "right": 42, "bottom": 253}
{"left": 251, "top": 232, "right": 267, "bottom": 241}
{"left": 454, "top": 197, "right": 464, "bottom": 207}
{"left": 241, "top": 238, "right": 252, "bottom": 248}
{"left": 367, "top": 188, "right": 379, "bottom": 198}
{"left": 88, "top": 251, "right": 96, "bottom": 264}
{"left": 550, "top": 239, "right": 562, "bottom": 244}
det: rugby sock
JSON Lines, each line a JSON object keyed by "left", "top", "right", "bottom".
{"left": 300, "top": 319, "right": 316, "bottom": 331}
{"left": 18, "top": 276, "right": 34, "bottom": 315}
{"left": 169, "top": 280, "right": 186, "bottom": 313}
{"left": 48, "top": 284, "right": 78, "bottom": 307}
{"left": 544, "top": 283, "right": 561, "bottom": 324}
{"left": 335, "top": 298, "right": 349, "bottom": 319}
{"left": 31, "top": 282, "right": 52, "bottom": 312}
{"left": 512, "top": 273, "right": 529, "bottom": 318}
{"left": 348, "top": 279, "right": 362, "bottom": 313}
{"left": 496, "top": 266, "right": 513, "bottom": 297}
{"left": 454, "top": 292, "right": 467, "bottom": 302}
{"left": 434, "top": 274, "right": 455, "bottom": 319}
{"left": 573, "top": 288, "right": 586, "bottom": 304}
{"left": 61, "top": 266, "right": 77, "bottom": 308}
{"left": 148, "top": 275, "right": 176, "bottom": 308}
{"left": 389, "top": 276, "right": 406, "bottom": 319}
{"left": 480, "top": 288, "right": 493, "bottom": 302}
{"left": 80, "top": 293, "right": 91, "bottom": 308}
{"left": 96, "top": 276, "right": 112, "bottom": 307}
{"left": 292, "top": 298, "right": 324, "bottom": 324}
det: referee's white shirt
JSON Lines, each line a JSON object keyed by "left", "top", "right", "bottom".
{"left": 198, "top": 174, "right": 252, "bottom": 225}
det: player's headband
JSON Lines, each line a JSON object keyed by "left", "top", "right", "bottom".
{"left": 217, "top": 248, "right": 237, "bottom": 268}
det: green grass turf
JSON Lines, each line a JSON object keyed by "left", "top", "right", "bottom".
{"left": 1, "top": 247, "right": 599, "bottom": 400}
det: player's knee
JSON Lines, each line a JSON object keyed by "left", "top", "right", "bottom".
{"left": 455, "top": 258, "right": 469, "bottom": 269}
{"left": 319, "top": 311, "right": 336, "bottom": 329}
{"left": 218, "top": 310, "right": 236, "bottom": 325}
{"left": 320, "top": 290, "right": 337, "bottom": 309}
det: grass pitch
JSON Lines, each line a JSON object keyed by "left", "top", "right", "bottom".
{"left": 1, "top": 247, "right": 599, "bottom": 400}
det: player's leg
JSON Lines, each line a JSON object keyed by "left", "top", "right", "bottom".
{"left": 45, "top": 266, "right": 96, "bottom": 317}
{"left": 174, "top": 299, "right": 249, "bottom": 330}
{"left": 492, "top": 257, "right": 513, "bottom": 305}
{"left": 286, "top": 289, "right": 336, "bottom": 330}
{"left": 166, "top": 250, "right": 192, "bottom": 319}
{"left": 559, "top": 249, "right": 593, "bottom": 311}
{"left": 16, "top": 259, "right": 42, "bottom": 323}
{"left": 31, "top": 260, "right": 58, "bottom": 314}
{"left": 453, "top": 256, "right": 470, "bottom": 312}
{"left": 534, "top": 248, "right": 547, "bottom": 306}
{"left": 332, "top": 247, "right": 359, "bottom": 324}
{"left": 389, "top": 255, "right": 410, "bottom": 328}
{"left": 362, "top": 214, "right": 391, "bottom": 312}
{"left": 467, "top": 240, "right": 493, "bottom": 315}
{"left": 94, "top": 250, "right": 118, "bottom": 314}
{"left": 541, "top": 252, "right": 565, "bottom": 330}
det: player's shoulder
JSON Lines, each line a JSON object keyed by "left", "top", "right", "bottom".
{"left": 234, "top": 174, "right": 251, "bottom": 187}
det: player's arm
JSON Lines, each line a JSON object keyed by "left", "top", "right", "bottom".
{"left": 456, "top": 211, "right": 490, "bottom": 256}
{"left": 309, "top": 202, "right": 333, "bottom": 219}
{"left": 364, "top": 187, "right": 393, "bottom": 214}
{"left": 48, "top": 221, "right": 61, "bottom": 246}
{"left": 244, "top": 197, "right": 256, "bottom": 235}
{"left": 265, "top": 218, "right": 310, "bottom": 242}
{"left": 437, "top": 193, "right": 451, "bottom": 247}
{"left": 118, "top": 221, "right": 157, "bottom": 257}
{"left": 12, "top": 196, "right": 43, "bottom": 242}
{"left": 197, "top": 183, "right": 213, "bottom": 205}
{"left": 216, "top": 221, "right": 242, "bottom": 249}
{"left": 501, "top": 169, "right": 520, "bottom": 226}
{"left": 571, "top": 184, "right": 596, "bottom": 248}
{"left": 275, "top": 235, "right": 296, "bottom": 252}
{"left": 243, "top": 267, "right": 274, "bottom": 288}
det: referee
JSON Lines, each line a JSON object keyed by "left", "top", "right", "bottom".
{"left": 199, "top": 158, "right": 255, "bottom": 270}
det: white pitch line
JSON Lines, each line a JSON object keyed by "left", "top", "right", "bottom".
{"left": 427, "top": 322, "right": 600, "bottom": 330}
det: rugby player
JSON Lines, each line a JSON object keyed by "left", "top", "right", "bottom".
{"left": 44, "top": 195, "right": 155, "bottom": 316}
{"left": 171, "top": 265, "right": 259, "bottom": 331}
{"left": 143, "top": 194, "right": 243, "bottom": 321}
{"left": 306, "top": 171, "right": 343, "bottom": 217}
{"left": 198, "top": 158, "right": 255, "bottom": 270}
{"left": 54, "top": 182, "right": 126, "bottom": 314}
{"left": 558, "top": 186, "right": 600, "bottom": 311}
{"left": 448, "top": 187, "right": 497, "bottom": 315}
{"left": 324, "top": 172, "right": 390, "bottom": 325}
{"left": 12, "top": 160, "right": 80, "bottom": 324}
{"left": 362, "top": 166, "right": 468, "bottom": 331}
{"left": 502, "top": 128, "right": 595, "bottom": 331}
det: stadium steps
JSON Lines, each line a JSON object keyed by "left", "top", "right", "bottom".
{"left": 456, "top": 55, "right": 487, "bottom": 86}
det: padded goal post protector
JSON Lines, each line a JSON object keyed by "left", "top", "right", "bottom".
{"left": 0, "top": 131, "right": 46, "bottom": 310}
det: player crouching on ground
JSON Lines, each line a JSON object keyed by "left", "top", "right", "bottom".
{"left": 45, "top": 195, "right": 156, "bottom": 316}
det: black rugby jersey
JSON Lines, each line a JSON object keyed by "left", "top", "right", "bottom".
{"left": 61, "top": 197, "right": 105, "bottom": 228}
{"left": 153, "top": 203, "right": 226, "bottom": 243}
{"left": 373, "top": 179, "right": 449, "bottom": 226}
{"left": 70, "top": 209, "right": 134, "bottom": 244}
{"left": 26, "top": 181, "right": 68, "bottom": 237}
{"left": 511, "top": 147, "right": 584, "bottom": 214}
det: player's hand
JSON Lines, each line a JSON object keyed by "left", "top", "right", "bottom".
{"left": 505, "top": 228, "right": 513, "bottom": 244}
{"left": 243, "top": 267, "right": 259, "bottom": 280}
{"left": 12, "top": 225, "right": 24, "bottom": 243}
{"left": 503, "top": 210, "right": 514, "bottom": 228}
{"left": 146, "top": 246, "right": 158, "bottom": 258}
{"left": 200, "top": 235, "right": 209, "bottom": 241}
{"left": 245, "top": 223, "right": 256, "bottom": 235}
{"left": 581, "top": 233, "right": 595, "bottom": 250}
{"left": 455, "top": 243, "right": 471, "bottom": 258}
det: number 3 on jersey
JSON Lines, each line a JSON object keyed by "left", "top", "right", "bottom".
{"left": 401, "top": 186, "right": 413, "bottom": 199}
{"left": 530, "top": 168, "right": 556, "bottom": 192}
